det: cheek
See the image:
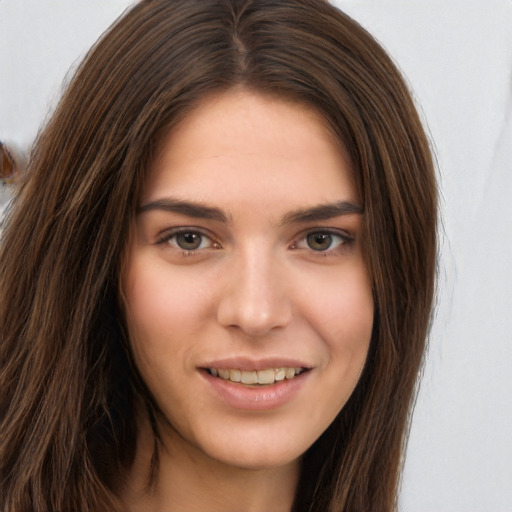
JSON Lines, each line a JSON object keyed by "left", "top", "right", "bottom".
{"left": 302, "top": 264, "right": 374, "bottom": 347}
{"left": 298, "top": 262, "right": 374, "bottom": 416}
{"left": 292, "top": 267, "right": 373, "bottom": 441}
{"left": 124, "top": 256, "right": 213, "bottom": 337}
{"left": 121, "top": 260, "right": 207, "bottom": 420}
{"left": 121, "top": 256, "right": 209, "bottom": 382}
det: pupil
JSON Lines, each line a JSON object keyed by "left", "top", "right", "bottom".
{"left": 307, "top": 233, "right": 332, "bottom": 251}
{"left": 177, "top": 232, "right": 201, "bottom": 250}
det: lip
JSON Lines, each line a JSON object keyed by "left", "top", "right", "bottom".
{"left": 198, "top": 357, "right": 312, "bottom": 411}
{"left": 200, "top": 356, "right": 311, "bottom": 371}
{"left": 200, "top": 369, "right": 310, "bottom": 411}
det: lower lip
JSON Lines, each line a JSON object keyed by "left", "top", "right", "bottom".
{"left": 200, "top": 370, "right": 310, "bottom": 411}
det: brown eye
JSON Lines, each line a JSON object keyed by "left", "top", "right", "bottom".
{"left": 306, "top": 232, "right": 334, "bottom": 251}
{"left": 157, "top": 228, "right": 218, "bottom": 252}
{"left": 176, "top": 232, "right": 203, "bottom": 250}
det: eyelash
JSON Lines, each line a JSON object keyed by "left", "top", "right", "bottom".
{"left": 156, "top": 227, "right": 354, "bottom": 256}
{"left": 156, "top": 227, "right": 219, "bottom": 255}
{"left": 292, "top": 229, "right": 354, "bottom": 255}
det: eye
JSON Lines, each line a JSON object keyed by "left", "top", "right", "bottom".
{"left": 157, "top": 229, "right": 217, "bottom": 251}
{"left": 294, "top": 230, "right": 352, "bottom": 252}
{"left": 307, "top": 232, "right": 335, "bottom": 251}
{"left": 175, "top": 232, "right": 205, "bottom": 250}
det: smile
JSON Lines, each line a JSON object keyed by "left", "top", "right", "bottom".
{"left": 206, "top": 367, "right": 306, "bottom": 385}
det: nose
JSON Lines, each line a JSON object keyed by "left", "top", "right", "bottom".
{"left": 216, "top": 246, "right": 292, "bottom": 337}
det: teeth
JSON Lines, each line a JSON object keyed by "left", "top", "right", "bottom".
{"left": 285, "top": 367, "right": 296, "bottom": 379}
{"left": 257, "top": 369, "right": 275, "bottom": 384}
{"left": 218, "top": 369, "right": 230, "bottom": 380}
{"left": 208, "top": 367, "right": 304, "bottom": 385}
{"left": 229, "top": 369, "right": 241, "bottom": 382}
{"left": 275, "top": 368, "right": 286, "bottom": 381}
{"left": 241, "top": 370, "right": 258, "bottom": 384}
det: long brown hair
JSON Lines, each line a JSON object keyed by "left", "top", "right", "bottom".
{"left": 0, "top": 1, "right": 437, "bottom": 511}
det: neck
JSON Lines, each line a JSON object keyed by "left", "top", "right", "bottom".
{"left": 120, "top": 416, "right": 300, "bottom": 512}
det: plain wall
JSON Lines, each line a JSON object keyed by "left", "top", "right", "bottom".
{"left": 1, "top": 1, "right": 511, "bottom": 510}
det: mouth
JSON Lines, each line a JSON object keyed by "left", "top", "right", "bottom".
{"left": 203, "top": 367, "right": 308, "bottom": 386}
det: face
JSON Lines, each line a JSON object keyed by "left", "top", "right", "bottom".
{"left": 122, "top": 89, "right": 373, "bottom": 471}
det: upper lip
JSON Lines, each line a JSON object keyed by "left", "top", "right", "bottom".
{"left": 199, "top": 357, "right": 312, "bottom": 371}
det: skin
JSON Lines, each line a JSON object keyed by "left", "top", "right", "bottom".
{"left": 120, "top": 88, "right": 374, "bottom": 512}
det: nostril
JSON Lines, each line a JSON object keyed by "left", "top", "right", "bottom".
{"left": 217, "top": 296, "right": 292, "bottom": 336}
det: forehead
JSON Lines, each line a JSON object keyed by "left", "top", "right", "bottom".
{"left": 142, "top": 89, "right": 357, "bottom": 216}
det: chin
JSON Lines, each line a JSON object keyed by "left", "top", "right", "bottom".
{"left": 193, "top": 430, "right": 311, "bottom": 472}
{"left": 210, "top": 451, "right": 301, "bottom": 472}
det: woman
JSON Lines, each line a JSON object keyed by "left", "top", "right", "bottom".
{"left": 0, "top": 1, "right": 437, "bottom": 511}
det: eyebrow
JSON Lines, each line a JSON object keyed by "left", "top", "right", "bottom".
{"left": 138, "top": 198, "right": 229, "bottom": 222}
{"left": 281, "top": 201, "right": 363, "bottom": 224}
{"left": 138, "top": 197, "right": 363, "bottom": 224}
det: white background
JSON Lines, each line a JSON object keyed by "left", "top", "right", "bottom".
{"left": 1, "top": 1, "right": 511, "bottom": 510}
